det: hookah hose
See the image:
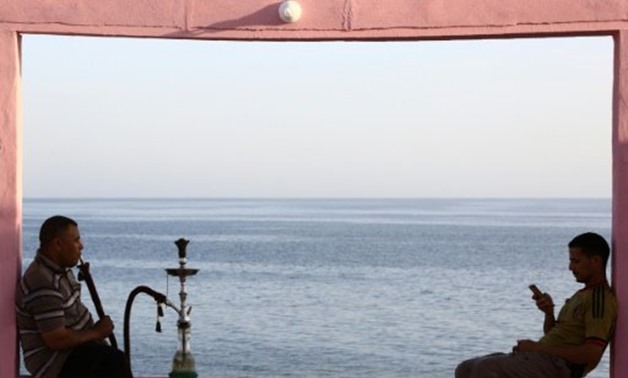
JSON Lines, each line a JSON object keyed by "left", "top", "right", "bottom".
{"left": 78, "top": 260, "right": 167, "bottom": 376}
{"left": 77, "top": 258, "right": 118, "bottom": 349}
{"left": 123, "top": 285, "right": 168, "bottom": 375}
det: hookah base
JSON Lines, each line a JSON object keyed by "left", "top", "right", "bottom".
{"left": 169, "top": 371, "right": 198, "bottom": 378}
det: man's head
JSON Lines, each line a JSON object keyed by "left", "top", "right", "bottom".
{"left": 39, "top": 215, "right": 83, "bottom": 267}
{"left": 568, "top": 232, "right": 610, "bottom": 285}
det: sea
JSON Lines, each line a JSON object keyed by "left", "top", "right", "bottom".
{"left": 20, "top": 198, "right": 612, "bottom": 378}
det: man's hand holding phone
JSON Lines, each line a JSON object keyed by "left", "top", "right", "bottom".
{"left": 529, "top": 284, "right": 554, "bottom": 315}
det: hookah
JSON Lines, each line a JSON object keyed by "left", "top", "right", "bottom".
{"left": 79, "top": 237, "right": 200, "bottom": 378}
{"left": 165, "top": 238, "right": 199, "bottom": 378}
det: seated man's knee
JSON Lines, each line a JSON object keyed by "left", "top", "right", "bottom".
{"left": 455, "top": 358, "right": 475, "bottom": 378}
{"left": 457, "top": 353, "right": 507, "bottom": 378}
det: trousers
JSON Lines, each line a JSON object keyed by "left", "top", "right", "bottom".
{"left": 455, "top": 351, "right": 575, "bottom": 378}
{"left": 58, "top": 341, "right": 132, "bottom": 378}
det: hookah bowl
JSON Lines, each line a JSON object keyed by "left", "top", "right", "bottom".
{"left": 166, "top": 238, "right": 199, "bottom": 378}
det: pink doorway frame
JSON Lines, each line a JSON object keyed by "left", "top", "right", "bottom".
{"left": 2, "top": 1, "right": 628, "bottom": 377}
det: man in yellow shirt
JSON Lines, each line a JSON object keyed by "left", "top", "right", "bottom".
{"left": 455, "top": 232, "right": 617, "bottom": 378}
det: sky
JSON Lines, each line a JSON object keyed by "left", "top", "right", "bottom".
{"left": 22, "top": 35, "right": 613, "bottom": 198}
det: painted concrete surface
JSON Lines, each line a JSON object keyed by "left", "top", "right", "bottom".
{"left": 1, "top": 1, "right": 627, "bottom": 378}
{"left": 0, "top": 0, "right": 627, "bottom": 39}
{"left": 0, "top": 31, "right": 22, "bottom": 378}
{"left": 612, "top": 30, "right": 628, "bottom": 378}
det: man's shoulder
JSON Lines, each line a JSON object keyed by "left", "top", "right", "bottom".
{"left": 19, "top": 259, "right": 58, "bottom": 293}
{"left": 599, "top": 284, "right": 618, "bottom": 309}
{"left": 584, "top": 284, "right": 618, "bottom": 319}
{"left": 590, "top": 284, "right": 617, "bottom": 303}
{"left": 575, "top": 283, "right": 616, "bottom": 299}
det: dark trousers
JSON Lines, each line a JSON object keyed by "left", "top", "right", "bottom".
{"left": 58, "top": 342, "right": 132, "bottom": 378}
{"left": 455, "top": 352, "right": 574, "bottom": 378}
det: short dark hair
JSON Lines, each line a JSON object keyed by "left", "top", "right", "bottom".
{"left": 568, "top": 232, "right": 610, "bottom": 265}
{"left": 39, "top": 215, "right": 78, "bottom": 247}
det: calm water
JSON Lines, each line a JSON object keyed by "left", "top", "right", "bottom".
{"left": 20, "top": 198, "right": 612, "bottom": 377}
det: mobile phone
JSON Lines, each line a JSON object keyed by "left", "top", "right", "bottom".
{"left": 529, "top": 284, "right": 543, "bottom": 298}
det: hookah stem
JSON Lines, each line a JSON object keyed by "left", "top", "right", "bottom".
{"left": 78, "top": 257, "right": 118, "bottom": 349}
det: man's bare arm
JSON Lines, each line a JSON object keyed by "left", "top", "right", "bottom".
{"left": 530, "top": 288, "right": 556, "bottom": 334}
{"left": 40, "top": 316, "right": 114, "bottom": 351}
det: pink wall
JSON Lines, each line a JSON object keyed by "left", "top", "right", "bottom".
{"left": 0, "top": 31, "right": 22, "bottom": 378}
{"left": 0, "top": 1, "right": 626, "bottom": 377}
{"left": 612, "top": 30, "right": 628, "bottom": 378}
{"left": 0, "top": 0, "right": 627, "bottom": 39}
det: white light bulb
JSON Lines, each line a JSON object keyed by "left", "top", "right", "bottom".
{"left": 279, "top": 0, "right": 302, "bottom": 23}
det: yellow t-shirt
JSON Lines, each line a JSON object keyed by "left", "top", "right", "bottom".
{"left": 539, "top": 282, "right": 617, "bottom": 375}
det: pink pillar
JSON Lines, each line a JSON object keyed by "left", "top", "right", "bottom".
{"left": 612, "top": 30, "right": 628, "bottom": 378}
{"left": 0, "top": 31, "right": 22, "bottom": 378}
